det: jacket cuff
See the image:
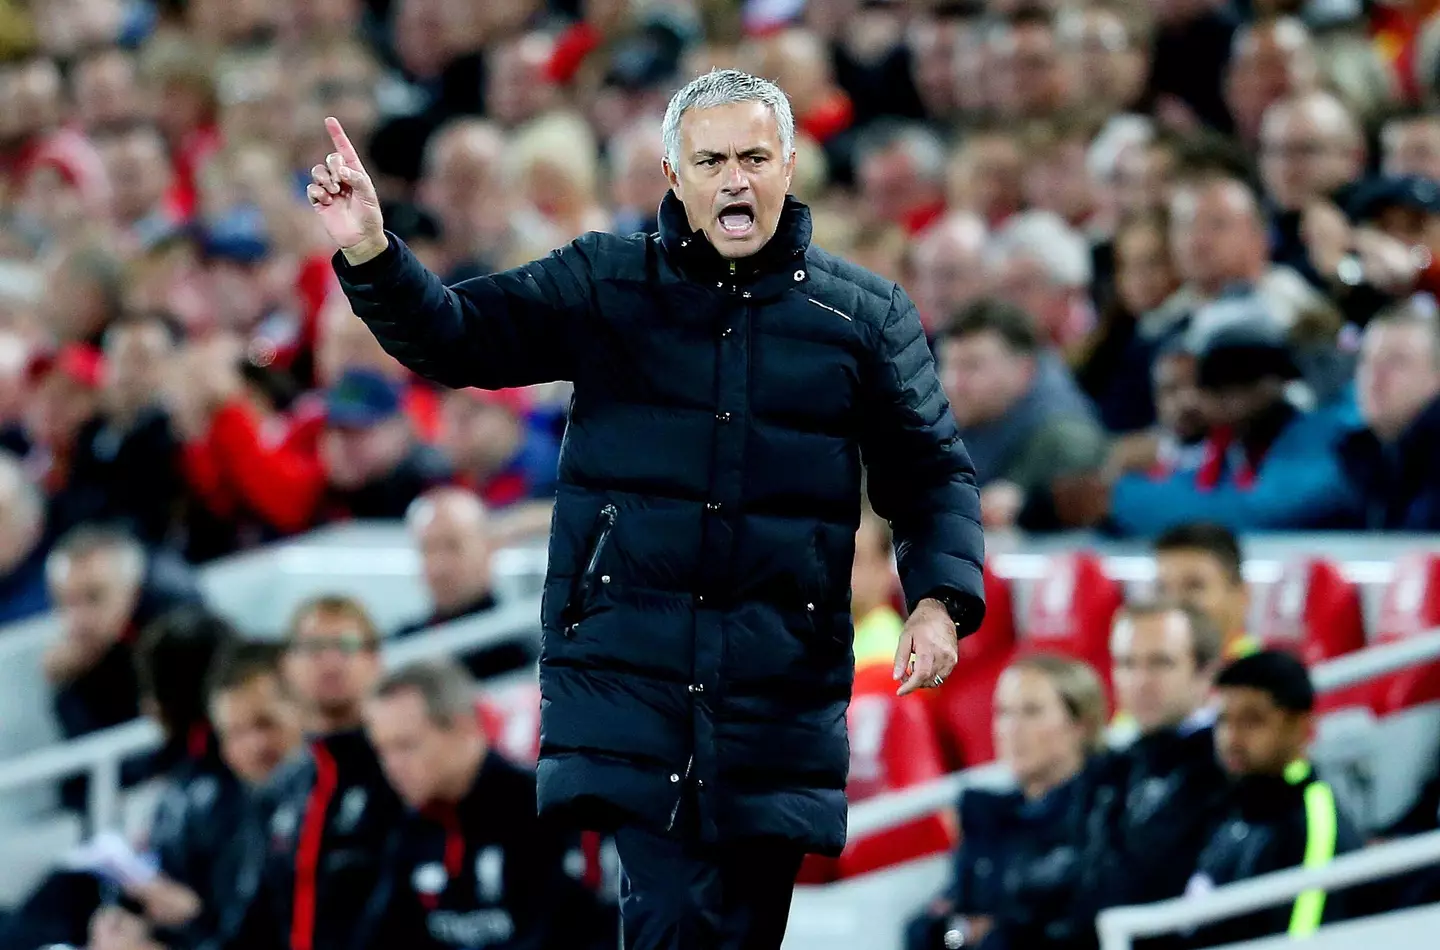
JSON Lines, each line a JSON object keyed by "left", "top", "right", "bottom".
{"left": 330, "top": 231, "right": 403, "bottom": 285}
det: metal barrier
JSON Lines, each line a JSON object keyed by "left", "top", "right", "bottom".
{"left": 1096, "top": 829, "right": 1440, "bottom": 950}
{"left": 845, "top": 629, "right": 1440, "bottom": 840}
{"left": 0, "top": 599, "right": 542, "bottom": 832}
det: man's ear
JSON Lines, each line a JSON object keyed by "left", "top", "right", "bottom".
{"left": 784, "top": 149, "right": 797, "bottom": 190}
{"left": 663, "top": 159, "right": 680, "bottom": 191}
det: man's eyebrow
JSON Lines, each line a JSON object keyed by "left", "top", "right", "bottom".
{"left": 692, "top": 149, "right": 726, "bottom": 161}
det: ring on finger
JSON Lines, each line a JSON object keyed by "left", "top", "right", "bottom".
{"left": 930, "top": 674, "right": 946, "bottom": 688}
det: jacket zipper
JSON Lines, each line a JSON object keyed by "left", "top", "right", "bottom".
{"left": 565, "top": 504, "right": 617, "bottom": 635}
{"left": 665, "top": 754, "right": 695, "bottom": 832}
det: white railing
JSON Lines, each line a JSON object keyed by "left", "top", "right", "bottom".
{"left": 845, "top": 630, "right": 1440, "bottom": 840}
{"left": 0, "top": 599, "right": 542, "bottom": 831}
{"left": 1096, "top": 828, "right": 1440, "bottom": 950}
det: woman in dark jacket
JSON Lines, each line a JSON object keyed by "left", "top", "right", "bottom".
{"left": 906, "top": 654, "right": 1109, "bottom": 950}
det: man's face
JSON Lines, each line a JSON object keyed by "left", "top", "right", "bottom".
{"left": 414, "top": 505, "right": 492, "bottom": 613}
{"left": 366, "top": 689, "right": 466, "bottom": 808}
{"left": 1111, "top": 611, "right": 1209, "bottom": 733}
{"left": 1154, "top": 353, "right": 1207, "bottom": 442}
{"left": 1169, "top": 181, "right": 1265, "bottom": 293}
{"left": 1357, "top": 321, "right": 1440, "bottom": 440}
{"left": 664, "top": 101, "right": 795, "bottom": 260}
{"left": 439, "top": 391, "right": 519, "bottom": 475}
{"left": 1156, "top": 549, "right": 1249, "bottom": 639}
{"left": 98, "top": 128, "right": 170, "bottom": 221}
{"left": 51, "top": 550, "right": 140, "bottom": 649}
{"left": 1259, "top": 105, "right": 1359, "bottom": 212}
{"left": 485, "top": 35, "right": 556, "bottom": 128}
{"left": 907, "top": 223, "right": 989, "bottom": 326}
{"left": 858, "top": 144, "right": 925, "bottom": 227}
{"left": 1225, "top": 30, "right": 1311, "bottom": 143}
{"left": 1215, "top": 685, "right": 1308, "bottom": 777}
{"left": 420, "top": 132, "right": 509, "bottom": 252}
{"left": 993, "top": 256, "right": 1071, "bottom": 345}
{"left": 322, "top": 419, "right": 408, "bottom": 490}
{"left": 283, "top": 609, "right": 381, "bottom": 718}
{"left": 1023, "top": 140, "right": 1094, "bottom": 226}
{"left": 1111, "top": 143, "right": 1173, "bottom": 219}
{"left": 1383, "top": 119, "right": 1440, "bottom": 180}
{"left": 104, "top": 323, "right": 170, "bottom": 418}
{"left": 212, "top": 673, "right": 302, "bottom": 785}
{"left": 1115, "top": 221, "right": 1178, "bottom": 316}
{"left": 940, "top": 332, "right": 1032, "bottom": 428}
{"left": 73, "top": 51, "right": 143, "bottom": 131}
{"left": 949, "top": 135, "right": 1025, "bottom": 222}
{"left": 992, "top": 23, "right": 1066, "bottom": 118}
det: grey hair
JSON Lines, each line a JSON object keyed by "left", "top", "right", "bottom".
{"left": 46, "top": 524, "right": 146, "bottom": 590}
{"left": 662, "top": 69, "right": 796, "bottom": 170}
{"left": 372, "top": 658, "right": 478, "bottom": 727}
{"left": 987, "top": 210, "right": 1093, "bottom": 287}
{"left": 854, "top": 121, "right": 948, "bottom": 185}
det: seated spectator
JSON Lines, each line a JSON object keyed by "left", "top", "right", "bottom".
{"left": 359, "top": 660, "right": 612, "bottom": 950}
{"left": 850, "top": 508, "right": 903, "bottom": 669}
{"left": 937, "top": 299, "right": 1106, "bottom": 531}
{"left": 1185, "top": 651, "right": 1362, "bottom": 945}
{"left": 0, "top": 448, "right": 48, "bottom": 624}
{"left": 1153, "top": 523, "right": 1259, "bottom": 660}
{"left": 1102, "top": 342, "right": 1209, "bottom": 483}
{"left": 1338, "top": 302, "right": 1440, "bottom": 529}
{"left": 24, "top": 343, "right": 106, "bottom": 511}
{"left": 438, "top": 386, "right": 558, "bottom": 509}
{"left": 907, "top": 654, "right": 1107, "bottom": 950}
{"left": 904, "top": 211, "right": 990, "bottom": 334}
{"left": 397, "top": 488, "right": 535, "bottom": 679}
{"left": 226, "top": 595, "right": 401, "bottom": 950}
{"left": 1067, "top": 602, "right": 1231, "bottom": 932}
{"left": 43, "top": 526, "right": 201, "bottom": 744}
{"left": 1065, "top": 321, "right": 1355, "bottom": 535}
{"left": 987, "top": 210, "right": 1096, "bottom": 349}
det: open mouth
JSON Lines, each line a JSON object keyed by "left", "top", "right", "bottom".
{"left": 717, "top": 202, "right": 756, "bottom": 237}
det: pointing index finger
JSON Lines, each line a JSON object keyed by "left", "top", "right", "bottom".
{"left": 325, "top": 116, "right": 363, "bottom": 171}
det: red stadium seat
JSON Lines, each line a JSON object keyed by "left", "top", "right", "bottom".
{"left": 962, "top": 566, "right": 1017, "bottom": 663}
{"left": 798, "top": 663, "right": 956, "bottom": 883}
{"left": 1257, "top": 558, "right": 1366, "bottom": 666}
{"left": 476, "top": 681, "right": 542, "bottom": 765}
{"left": 1021, "top": 552, "right": 1123, "bottom": 689}
{"left": 1365, "top": 554, "right": 1440, "bottom": 716}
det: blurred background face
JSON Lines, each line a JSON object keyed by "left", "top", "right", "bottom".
{"left": 73, "top": 50, "right": 143, "bottom": 131}
{"left": 1357, "top": 320, "right": 1440, "bottom": 440}
{"left": 17, "top": 167, "right": 90, "bottom": 240}
{"left": 1111, "top": 143, "right": 1174, "bottom": 219}
{"left": 992, "top": 665, "right": 1084, "bottom": 788}
{"left": 1224, "top": 24, "right": 1316, "bottom": 145}
{"left": 940, "top": 331, "right": 1032, "bottom": 428}
{"left": 27, "top": 370, "right": 99, "bottom": 449}
{"left": 98, "top": 128, "right": 171, "bottom": 223}
{"left": 1383, "top": 118, "right": 1440, "bottom": 180}
{"left": 849, "top": 518, "right": 894, "bottom": 617}
{"left": 1114, "top": 221, "right": 1178, "bottom": 315}
{"left": 485, "top": 34, "right": 557, "bottom": 128}
{"left": 1258, "top": 99, "right": 1361, "bottom": 212}
{"left": 439, "top": 392, "right": 520, "bottom": 474}
{"left": 1215, "top": 686, "right": 1308, "bottom": 776}
{"left": 1111, "top": 611, "right": 1206, "bottom": 732}
{"left": 1064, "top": 8, "right": 1146, "bottom": 109}
{"left": 906, "top": 217, "right": 989, "bottom": 328}
{"left": 990, "top": 22, "right": 1067, "bottom": 119}
{"left": 948, "top": 135, "right": 1025, "bottom": 223}
{"left": 411, "top": 495, "right": 492, "bottom": 613}
{"left": 1023, "top": 139, "right": 1095, "bottom": 226}
{"left": 104, "top": 322, "right": 171, "bottom": 420}
{"left": 1168, "top": 181, "right": 1266, "bottom": 294}
{"left": 1154, "top": 353, "right": 1208, "bottom": 442}
{"left": 283, "top": 607, "right": 381, "bottom": 718}
{"left": 1155, "top": 549, "right": 1248, "bottom": 638}
{"left": 420, "top": 126, "right": 510, "bottom": 254}
{"left": 50, "top": 549, "right": 140, "bottom": 649}
{"left": 366, "top": 688, "right": 464, "bottom": 808}
{"left": 322, "top": 419, "right": 408, "bottom": 490}
{"left": 212, "top": 673, "right": 302, "bottom": 785}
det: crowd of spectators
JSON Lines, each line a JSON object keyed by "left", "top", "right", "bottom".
{"left": 5, "top": 0, "right": 1440, "bottom": 946}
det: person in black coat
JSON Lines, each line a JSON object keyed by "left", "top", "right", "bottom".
{"left": 1065, "top": 601, "right": 1231, "bottom": 949}
{"left": 906, "top": 654, "right": 1109, "bottom": 950}
{"left": 1183, "top": 651, "right": 1363, "bottom": 947}
{"left": 359, "top": 660, "right": 613, "bottom": 950}
{"left": 224, "top": 597, "right": 402, "bottom": 950}
{"left": 308, "top": 67, "right": 986, "bottom": 949}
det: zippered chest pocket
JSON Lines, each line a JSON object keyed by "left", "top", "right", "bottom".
{"left": 562, "top": 503, "right": 617, "bottom": 635}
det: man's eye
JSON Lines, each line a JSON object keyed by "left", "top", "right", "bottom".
{"left": 698, "top": 158, "right": 719, "bottom": 167}
{"left": 749, "top": 156, "right": 766, "bottom": 165}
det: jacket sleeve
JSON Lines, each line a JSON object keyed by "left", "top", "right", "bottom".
{"left": 333, "top": 233, "right": 596, "bottom": 390}
{"left": 1108, "top": 449, "right": 1356, "bottom": 537}
{"left": 860, "top": 285, "right": 985, "bottom": 629}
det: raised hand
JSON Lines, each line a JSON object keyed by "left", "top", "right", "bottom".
{"left": 308, "top": 117, "right": 387, "bottom": 265}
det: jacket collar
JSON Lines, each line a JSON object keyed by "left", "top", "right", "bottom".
{"left": 656, "top": 191, "right": 813, "bottom": 288}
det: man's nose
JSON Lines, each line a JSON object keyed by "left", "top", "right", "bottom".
{"left": 721, "top": 164, "right": 750, "bottom": 195}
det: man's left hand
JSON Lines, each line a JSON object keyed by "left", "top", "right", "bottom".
{"left": 894, "top": 598, "right": 959, "bottom": 696}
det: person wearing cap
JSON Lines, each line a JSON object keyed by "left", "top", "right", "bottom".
{"left": 1337, "top": 301, "right": 1440, "bottom": 530}
{"left": 1183, "top": 650, "right": 1362, "bottom": 946}
{"left": 1058, "top": 320, "right": 1356, "bottom": 536}
{"left": 310, "top": 67, "right": 984, "bottom": 948}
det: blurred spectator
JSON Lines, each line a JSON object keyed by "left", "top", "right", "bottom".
{"left": 1186, "top": 651, "right": 1362, "bottom": 944}
{"left": 417, "top": 119, "right": 525, "bottom": 281}
{"left": 855, "top": 121, "right": 949, "bottom": 236}
{"left": 505, "top": 111, "right": 611, "bottom": 245}
{"left": 1057, "top": 2, "right": 1151, "bottom": 115}
{"left": 359, "top": 659, "right": 610, "bottom": 950}
{"left": 1153, "top": 522, "right": 1259, "bottom": 659}
{"left": 905, "top": 211, "right": 989, "bottom": 334}
{"left": 1066, "top": 320, "right": 1355, "bottom": 535}
{"left": 607, "top": 116, "right": 668, "bottom": 237}
{"left": 485, "top": 32, "right": 561, "bottom": 129}
{"left": 988, "top": 211, "right": 1095, "bottom": 349}
{"left": 439, "top": 387, "right": 557, "bottom": 509}
{"left": 946, "top": 128, "right": 1026, "bottom": 228}
{"left": 988, "top": 7, "right": 1074, "bottom": 122}
{"left": 43, "top": 525, "right": 201, "bottom": 745}
{"left": 906, "top": 654, "right": 1107, "bottom": 950}
{"left": 1022, "top": 119, "right": 1103, "bottom": 236}
{"left": 850, "top": 507, "right": 903, "bottom": 669}
{"left": 1223, "top": 17, "right": 1320, "bottom": 149}
{"left": 0, "top": 448, "right": 48, "bottom": 624}
{"left": 1068, "top": 601, "right": 1230, "bottom": 930}
{"left": 94, "top": 123, "right": 185, "bottom": 249}
{"left": 71, "top": 47, "right": 146, "bottom": 134}
{"left": 1338, "top": 302, "right": 1440, "bottom": 529}
{"left": 1380, "top": 108, "right": 1440, "bottom": 179}
{"left": 25, "top": 343, "right": 106, "bottom": 500}
{"left": 397, "top": 487, "right": 536, "bottom": 679}
{"left": 937, "top": 299, "right": 1106, "bottom": 530}
{"left": 229, "top": 595, "right": 401, "bottom": 950}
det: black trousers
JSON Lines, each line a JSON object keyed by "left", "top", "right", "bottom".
{"left": 613, "top": 823, "right": 805, "bottom": 950}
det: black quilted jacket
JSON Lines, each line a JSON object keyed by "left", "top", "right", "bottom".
{"left": 334, "top": 192, "right": 985, "bottom": 855}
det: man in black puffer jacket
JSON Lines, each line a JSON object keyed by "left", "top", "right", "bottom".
{"left": 308, "top": 68, "right": 986, "bottom": 949}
